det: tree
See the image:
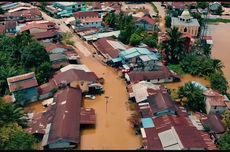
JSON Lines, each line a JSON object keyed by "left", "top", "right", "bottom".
{"left": 177, "top": 82, "right": 206, "bottom": 113}
{"left": 161, "top": 27, "right": 185, "bottom": 64}
{"left": 218, "top": 131, "right": 230, "bottom": 150}
{"left": 0, "top": 99, "right": 28, "bottom": 128}
{"left": 143, "top": 36, "right": 158, "bottom": 48}
{"left": 35, "top": 62, "right": 54, "bottom": 84}
{"left": 197, "top": 2, "right": 209, "bottom": 9}
{"left": 0, "top": 123, "right": 37, "bottom": 150}
{"left": 0, "top": 7, "right": 5, "bottom": 14}
{"left": 222, "top": 111, "right": 230, "bottom": 130}
{"left": 165, "top": 16, "right": 171, "bottom": 28}
{"left": 209, "top": 72, "right": 229, "bottom": 95}
{"left": 129, "top": 33, "right": 142, "bottom": 46}
{"left": 216, "top": 5, "right": 224, "bottom": 16}
{"left": 212, "top": 59, "right": 224, "bottom": 73}
{"left": 104, "top": 12, "right": 116, "bottom": 28}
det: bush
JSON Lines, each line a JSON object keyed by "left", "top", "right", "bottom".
{"left": 209, "top": 72, "right": 229, "bottom": 94}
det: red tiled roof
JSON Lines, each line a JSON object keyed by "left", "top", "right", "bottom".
{"left": 172, "top": 2, "right": 185, "bottom": 9}
{"left": 81, "top": 17, "right": 102, "bottom": 23}
{"left": 201, "top": 114, "right": 226, "bottom": 134}
{"left": 74, "top": 11, "right": 99, "bottom": 19}
{"left": 53, "top": 69, "right": 98, "bottom": 85}
{"left": 204, "top": 89, "right": 226, "bottom": 107}
{"left": 127, "top": 66, "right": 179, "bottom": 83}
{"left": 92, "top": 2, "right": 102, "bottom": 9}
{"left": 31, "top": 30, "right": 58, "bottom": 40}
{"left": 136, "top": 15, "right": 156, "bottom": 26}
{"left": 0, "top": 25, "right": 5, "bottom": 33}
{"left": 7, "top": 72, "right": 38, "bottom": 92}
{"left": 27, "top": 112, "right": 47, "bottom": 135}
{"left": 80, "top": 108, "right": 96, "bottom": 125}
{"left": 93, "top": 37, "right": 126, "bottom": 58}
{"left": 21, "top": 23, "right": 48, "bottom": 32}
{"left": 45, "top": 43, "right": 73, "bottom": 52}
{"left": 7, "top": 8, "right": 41, "bottom": 19}
{"left": 47, "top": 87, "right": 82, "bottom": 145}
{"left": 38, "top": 80, "right": 57, "bottom": 96}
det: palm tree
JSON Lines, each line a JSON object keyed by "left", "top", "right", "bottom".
{"left": 212, "top": 59, "right": 224, "bottom": 73}
{"left": 162, "top": 27, "right": 185, "bottom": 64}
{"left": 0, "top": 99, "right": 28, "bottom": 128}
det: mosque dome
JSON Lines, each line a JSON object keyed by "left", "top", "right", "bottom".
{"left": 181, "top": 9, "right": 191, "bottom": 20}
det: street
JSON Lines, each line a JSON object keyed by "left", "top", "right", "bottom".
{"left": 152, "top": 2, "right": 166, "bottom": 32}
{"left": 40, "top": 10, "right": 141, "bottom": 150}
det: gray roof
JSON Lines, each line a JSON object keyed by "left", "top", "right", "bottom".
{"left": 171, "top": 17, "right": 200, "bottom": 27}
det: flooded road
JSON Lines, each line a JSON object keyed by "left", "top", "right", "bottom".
{"left": 80, "top": 57, "right": 141, "bottom": 150}
{"left": 209, "top": 23, "right": 230, "bottom": 91}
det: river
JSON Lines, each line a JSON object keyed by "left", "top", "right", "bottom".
{"left": 209, "top": 23, "right": 230, "bottom": 91}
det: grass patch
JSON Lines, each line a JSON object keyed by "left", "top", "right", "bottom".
{"left": 168, "top": 64, "right": 186, "bottom": 76}
{"left": 61, "top": 33, "right": 75, "bottom": 47}
{"left": 208, "top": 18, "right": 230, "bottom": 24}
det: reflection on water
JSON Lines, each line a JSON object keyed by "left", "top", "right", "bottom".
{"left": 209, "top": 23, "right": 230, "bottom": 92}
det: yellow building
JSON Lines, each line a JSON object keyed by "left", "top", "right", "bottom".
{"left": 171, "top": 9, "right": 200, "bottom": 37}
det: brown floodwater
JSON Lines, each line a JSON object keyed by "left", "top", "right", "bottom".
{"left": 79, "top": 56, "right": 141, "bottom": 150}
{"left": 209, "top": 23, "right": 230, "bottom": 92}
{"left": 164, "top": 74, "right": 210, "bottom": 90}
{"left": 24, "top": 101, "right": 45, "bottom": 113}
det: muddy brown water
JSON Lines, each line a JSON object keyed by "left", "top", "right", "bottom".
{"left": 209, "top": 23, "right": 230, "bottom": 92}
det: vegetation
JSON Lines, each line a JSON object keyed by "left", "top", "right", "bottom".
{"left": 197, "top": 2, "right": 209, "bottom": 9}
{"left": 168, "top": 64, "right": 186, "bottom": 76}
{"left": 222, "top": 111, "right": 230, "bottom": 130}
{"left": 0, "top": 99, "right": 37, "bottom": 150}
{"left": 218, "top": 131, "right": 230, "bottom": 150}
{"left": 0, "top": 33, "right": 53, "bottom": 96}
{"left": 150, "top": 3, "right": 159, "bottom": 15}
{"left": 209, "top": 72, "right": 229, "bottom": 95}
{"left": 165, "top": 16, "right": 171, "bottom": 28}
{"left": 161, "top": 27, "right": 186, "bottom": 64}
{"left": 60, "top": 33, "right": 75, "bottom": 46}
{"left": 0, "top": 7, "right": 5, "bottom": 14}
{"left": 208, "top": 18, "right": 230, "bottom": 24}
{"left": 177, "top": 82, "right": 206, "bottom": 113}
{"left": 104, "top": 12, "right": 158, "bottom": 47}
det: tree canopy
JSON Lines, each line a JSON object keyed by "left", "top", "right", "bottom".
{"left": 0, "top": 33, "right": 53, "bottom": 96}
{"left": 209, "top": 72, "right": 229, "bottom": 95}
{"left": 177, "top": 82, "right": 206, "bottom": 113}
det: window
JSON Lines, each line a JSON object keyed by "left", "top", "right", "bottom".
{"left": 184, "top": 27, "right": 187, "bottom": 32}
{"left": 214, "top": 106, "right": 217, "bottom": 109}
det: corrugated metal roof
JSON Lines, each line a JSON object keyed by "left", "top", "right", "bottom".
{"left": 141, "top": 118, "right": 155, "bottom": 128}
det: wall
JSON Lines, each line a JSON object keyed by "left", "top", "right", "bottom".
{"left": 136, "top": 22, "right": 155, "bottom": 31}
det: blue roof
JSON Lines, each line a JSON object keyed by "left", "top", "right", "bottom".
{"left": 112, "top": 57, "right": 122, "bottom": 63}
{"left": 120, "top": 47, "right": 157, "bottom": 60}
{"left": 141, "top": 118, "right": 155, "bottom": 128}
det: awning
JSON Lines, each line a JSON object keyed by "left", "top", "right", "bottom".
{"left": 112, "top": 57, "right": 122, "bottom": 63}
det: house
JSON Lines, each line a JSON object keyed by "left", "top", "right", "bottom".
{"left": 141, "top": 115, "right": 217, "bottom": 150}
{"left": 135, "top": 15, "right": 158, "bottom": 31}
{"left": 203, "top": 36, "right": 213, "bottom": 46}
{"left": 92, "top": 37, "right": 128, "bottom": 62}
{"left": 20, "top": 21, "right": 56, "bottom": 34}
{"left": 7, "top": 72, "right": 38, "bottom": 106}
{"left": 44, "top": 43, "right": 74, "bottom": 54}
{"left": 125, "top": 66, "right": 180, "bottom": 84}
{"left": 203, "top": 89, "right": 228, "bottom": 114}
{"left": 200, "top": 113, "right": 226, "bottom": 135}
{"left": 111, "top": 47, "right": 159, "bottom": 71}
{"left": 127, "top": 81, "right": 177, "bottom": 117}
{"left": 27, "top": 87, "right": 96, "bottom": 149}
{"left": 5, "top": 8, "right": 42, "bottom": 23}
{"left": 74, "top": 11, "right": 102, "bottom": 29}
{"left": 49, "top": 53, "right": 69, "bottom": 69}
{"left": 38, "top": 80, "right": 57, "bottom": 100}
{"left": 171, "top": 9, "right": 200, "bottom": 37}
{"left": 31, "top": 30, "right": 59, "bottom": 42}
{"left": 82, "top": 30, "right": 120, "bottom": 42}
{"left": 0, "top": 20, "right": 17, "bottom": 34}
{"left": 50, "top": 2, "right": 86, "bottom": 18}
{"left": 0, "top": 2, "right": 19, "bottom": 11}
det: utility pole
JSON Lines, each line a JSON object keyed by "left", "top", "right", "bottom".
{"left": 105, "top": 96, "right": 109, "bottom": 113}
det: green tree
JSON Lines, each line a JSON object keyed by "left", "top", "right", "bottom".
{"left": 177, "top": 82, "right": 206, "bottom": 113}
{"left": 143, "top": 36, "right": 158, "bottom": 48}
{"left": 216, "top": 5, "right": 224, "bottom": 15}
{"left": 161, "top": 27, "right": 185, "bottom": 64}
{"left": 0, "top": 123, "right": 37, "bottom": 150}
{"left": 197, "top": 2, "right": 209, "bottom": 9}
{"left": 129, "top": 33, "right": 142, "bottom": 46}
{"left": 222, "top": 111, "right": 230, "bottom": 130}
{"left": 165, "top": 16, "right": 171, "bottom": 28}
{"left": 218, "top": 131, "right": 230, "bottom": 150}
{"left": 35, "top": 62, "right": 54, "bottom": 84}
{"left": 0, "top": 99, "right": 28, "bottom": 128}
{"left": 212, "top": 59, "right": 224, "bottom": 73}
{"left": 104, "top": 12, "right": 116, "bottom": 28}
{"left": 209, "top": 72, "right": 229, "bottom": 95}
{"left": 0, "top": 7, "right": 5, "bottom": 14}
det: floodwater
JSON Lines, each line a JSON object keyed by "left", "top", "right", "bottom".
{"left": 79, "top": 56, "right": 141, "bottom": 150}
{"left": 24, "top": 101, "right": 45, "bottom": 113}
{"left": 164, "top": 74, "right": 210, "bottom": 90}
{"left": 209, "top": 23, "right": 230, "bottom": 92}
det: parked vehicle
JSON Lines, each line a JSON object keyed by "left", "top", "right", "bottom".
{"left": 85, "top": 95, "right": 96, "bottom": 100}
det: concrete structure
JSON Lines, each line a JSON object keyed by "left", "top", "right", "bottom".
{"left": 203, "top": 89, "right": 228, "bottom": 114}
{"left": 171, "top": 9, "right": 200, "bottom": 37}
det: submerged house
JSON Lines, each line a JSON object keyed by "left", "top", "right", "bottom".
{"left": 135, "top": 15, "right": 159, "bottom": 32}
{"left": 111, "top": 47, "right": 159, "bottom": 71}
{"left": 27, "top": 87, "right": 96, "bottom": 149}
{"left": 125, "top": 66, "right": 180, "bottom": 84}
{"left": 7, "top": 72, "right": 38, "bottom": 106}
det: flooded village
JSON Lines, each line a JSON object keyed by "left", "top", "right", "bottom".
{"left": 0, "top": 1, "right": 230, "bottom": 150}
